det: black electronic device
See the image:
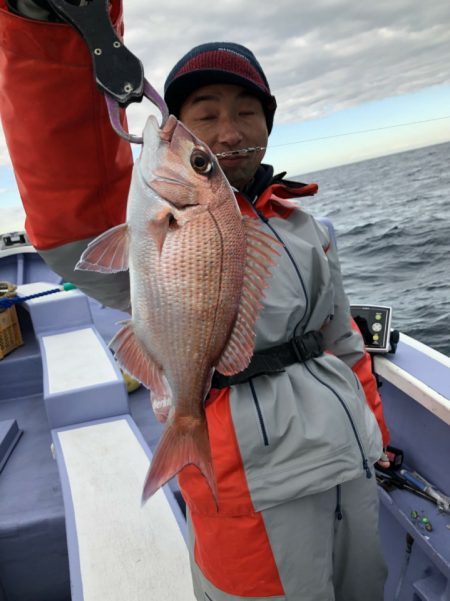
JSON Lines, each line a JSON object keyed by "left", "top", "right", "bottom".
{"left": 350, "top": 305, "right": 392, "bottom": 353}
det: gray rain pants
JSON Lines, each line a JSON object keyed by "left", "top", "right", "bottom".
{"left": 188, "top": 473, "right": 387, "bottom": 601}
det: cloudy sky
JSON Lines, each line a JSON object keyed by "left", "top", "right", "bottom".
{"left": 1, "top": 0, "right": 450, "bottom": 230}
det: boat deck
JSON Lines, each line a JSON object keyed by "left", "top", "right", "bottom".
{"left": 0, "top": 296, "right": 184, "bottom": 601}
{"left": 1, "top": 247, "right": 449, "bottom": 601}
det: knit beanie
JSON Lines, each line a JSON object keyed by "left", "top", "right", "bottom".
{"left": 164, "top": 42, "right": 277, "bottom": 133}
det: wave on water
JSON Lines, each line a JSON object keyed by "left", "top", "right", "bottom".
{"left": 297, "top": 141, "right": 450, "bottom": 357}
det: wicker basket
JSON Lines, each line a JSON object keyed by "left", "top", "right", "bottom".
{"left": 0, "top": 282, "right": 24, "bottom": 360}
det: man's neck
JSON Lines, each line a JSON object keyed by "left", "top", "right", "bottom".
{"left": 240, "top": 164, "right": 275, "bottom": 203}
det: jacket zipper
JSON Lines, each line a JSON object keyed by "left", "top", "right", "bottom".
{"left": 255, "top": 208, "right": 310, "bottom": 325}
{"left": 249, "top": 379, "right": 270, "bottom": 446}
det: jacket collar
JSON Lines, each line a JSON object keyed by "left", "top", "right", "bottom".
{"left": 237, "top": 164, "right": 319, "bottom": 219}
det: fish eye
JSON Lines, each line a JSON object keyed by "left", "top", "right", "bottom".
{"left": 190, "top": 149, "right": 213, "bottom": 175}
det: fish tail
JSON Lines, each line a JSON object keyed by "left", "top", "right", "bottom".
{"left": 142, "top": 413, "right": 218, "bottom": 508}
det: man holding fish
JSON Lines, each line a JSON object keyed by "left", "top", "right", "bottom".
{"left": 0, "top": 0, "right": 389, "bottom": 598}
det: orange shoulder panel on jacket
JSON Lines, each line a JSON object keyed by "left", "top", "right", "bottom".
{"left": 0, "top": 0, "right": 132, "bottom": 250}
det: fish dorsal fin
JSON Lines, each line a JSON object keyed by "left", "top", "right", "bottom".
{"left": 76, "top": 223, "right": 129, "bottom": 273}
{"left": 110, "top": 321, "right": 171, "bottom": 402}
{"left": 216, "top": 218, "right": 281, "bottom": 376}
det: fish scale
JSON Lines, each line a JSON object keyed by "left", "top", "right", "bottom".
{"left": 144, "top": 211, "right": 244, "bottom": 398}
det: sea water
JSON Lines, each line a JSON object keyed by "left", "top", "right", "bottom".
{"left": 297, "top": 141, "right": 450, "bottom": 357}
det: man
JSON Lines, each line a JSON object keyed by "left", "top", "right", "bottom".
{"left": 164, "top": 42, "right": 274, "bottom": 194}
{"left": 0, "top": 2, "right": 389, "bottom": 599}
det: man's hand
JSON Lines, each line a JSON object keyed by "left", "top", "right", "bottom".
{"left": 376, "top": 449, "right": 390, "bottom": 470}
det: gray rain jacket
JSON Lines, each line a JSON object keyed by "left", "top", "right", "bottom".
{"left": 178, "top": 166, "right": 383, "bottom": 517}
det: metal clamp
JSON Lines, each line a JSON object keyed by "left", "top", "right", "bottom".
{"left": 46, "top": 0, "right": 168, "bottom": 142}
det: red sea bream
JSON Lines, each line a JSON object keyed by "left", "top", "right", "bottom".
{"left": 77, "top": 114, "right": 279, "bottom": 506}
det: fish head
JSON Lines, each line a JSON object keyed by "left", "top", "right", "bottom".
{"left": 138, "top": 115, "right": 233, "bottom": 213}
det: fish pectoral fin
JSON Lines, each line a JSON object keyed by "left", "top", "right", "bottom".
{"left": 110, "top": 321, "right": 171, "bottom": 399}
{"left": 216, "top": 217, "right": 281, "bottom": 376}
{"left": 76, "top": 223, "right": 129, "bottom": 273}
{"left": 147, "top": 207, "right": 174, "bottom": 254}
{"left": 142, "top": 414, "right": 218, "bottom": 508}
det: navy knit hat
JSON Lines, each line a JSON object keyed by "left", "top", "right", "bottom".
{"left": 164, "top": 42, "right": 277, "bottom": 133}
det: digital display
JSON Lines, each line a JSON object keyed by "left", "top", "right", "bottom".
{"left": 350, "top": 305, "right": 392, "bottom": 353}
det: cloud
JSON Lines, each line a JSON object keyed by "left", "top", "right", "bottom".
{"left": 0, "top": 205, "right": 26, "bottom": 233}
{"left": 1, "top": 0, "right": 449, "bottom": 156}
{"left": 125, "top": 0, "right": 450, "bottom": 174}
{"left": 121, "top": 0, "right": 450, "bottom": 131}
{"left": 0, "top": 123, "right": 12, "bottom": 167}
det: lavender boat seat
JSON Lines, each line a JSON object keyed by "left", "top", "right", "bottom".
{"left": 52, "top": 416, "right": 193, "bottom": 601}
{"left": 18, "top": 282, "right": 129, "bottom": 428}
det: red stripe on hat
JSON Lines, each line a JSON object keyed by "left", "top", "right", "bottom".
{"left": 174, "top": 50, "right": 269, "bottom": 93}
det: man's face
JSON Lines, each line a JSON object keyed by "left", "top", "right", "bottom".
{"left": 179, "top": 83, "right": 268, "bottom": 191}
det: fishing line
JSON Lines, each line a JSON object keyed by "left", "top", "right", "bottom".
{"left": 215, "top": 146, "right": 266, "bottom": 158}
{"left": 213, "top": 116, "right": 450, "bottom": 158}
{"left": 267, "top": 115, "right": 450, "bottom": 150}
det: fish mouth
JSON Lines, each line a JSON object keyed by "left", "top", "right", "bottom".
{"left": 142, "top": 115, "right": 214, "bottom": 209}
{"left": 149, "top": 176, "right": 197, "bottom": 207}
{"left": 147, "top": 172, "right": 199, "bottom": 210}
{"left": 151, "top": 175, "right": 192, "bottom": 190}
{"left": 136, "top": 157, "right": 193, "bottom": 204}
{"left": 159, "top": 114, "right": 178, "bottom": 143}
